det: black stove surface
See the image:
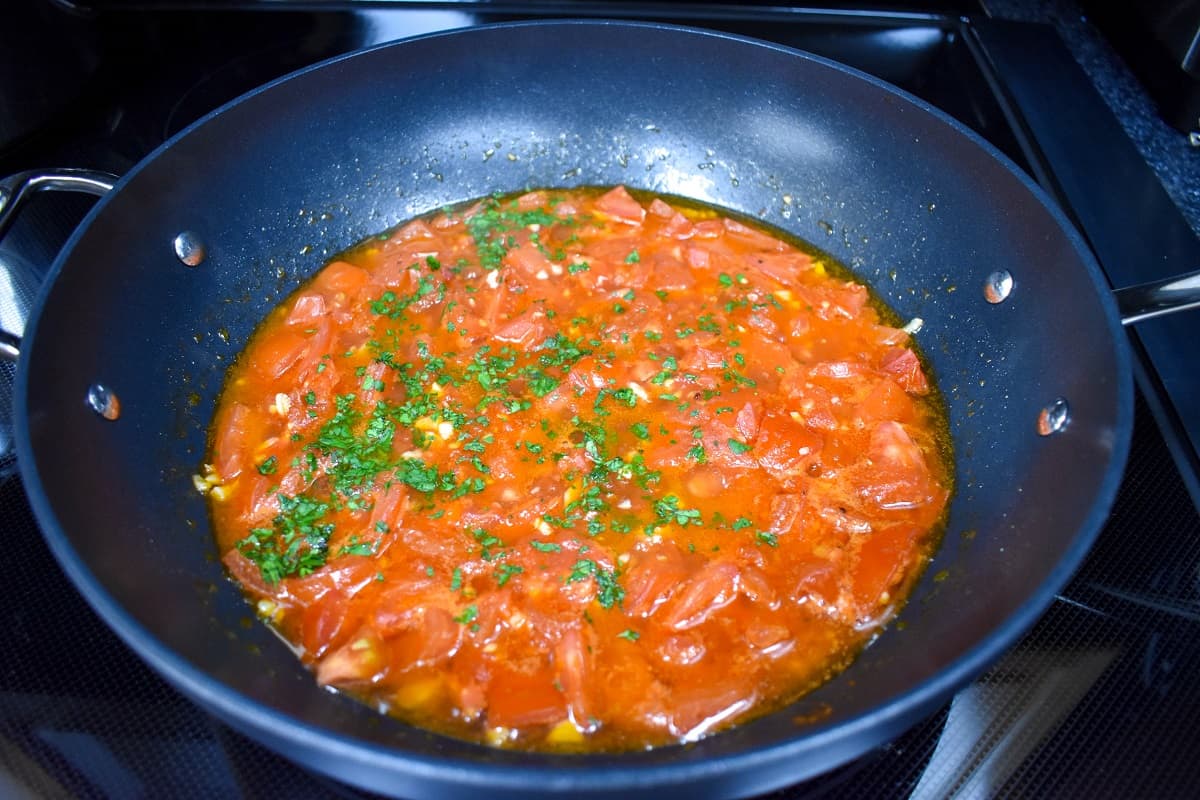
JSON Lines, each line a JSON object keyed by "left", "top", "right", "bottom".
{"left": 3, "top": 3, "right": 1199, "bottom": 798}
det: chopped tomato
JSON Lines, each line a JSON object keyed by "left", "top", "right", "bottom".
{"left": 212, "top": 402, "right": 253, "bottom": 480}
{"left": 660, "top": 561, "right": 740, "bottom": 631}
{"left": 594, "top": 185, "right": 646, "bottom": 224}
{"left": 879, "top": 347, "right": 930, "bottom": 395}
{"left": 208, "top": 186, "right": 952, "bottom": 753}
{"left": 316, "top": 627, "right": 386, "bottom": 686}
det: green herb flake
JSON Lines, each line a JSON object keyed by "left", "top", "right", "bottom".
{"left": 495, "top": 564, "right": 525, "bottom": 587}
{"left": 453, "top": 605, "right": 479, "bottom": 624}
{"left": 566, "top": 559, "right": 625, "bottom": 609}
{"left": 337, "top": 536, "right": 375, "bottom": 557}
{"left": 235, "top": 493, "right": 334, "bottom": 585}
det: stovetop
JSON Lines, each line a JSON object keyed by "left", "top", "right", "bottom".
{"left": 2, "top": 2, "right": 1199, "bottom": 798}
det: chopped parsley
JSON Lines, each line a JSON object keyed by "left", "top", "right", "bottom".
{"left": 566, "top": 559, "right": 625, "bottom": 609}
{"left": 236, "top": 494, "right": 334, "bottom": 584}
{"left": 653, "top": 495, "right": 702, "bottom": 528}
{"left": 495, "top": 564, "right": 524, "bottom": 587}
{"left": 337, "top": 535, "right": 375, "bottom": 557}
{"left": 465, "top": 196, "right": 567, "bottom": 270}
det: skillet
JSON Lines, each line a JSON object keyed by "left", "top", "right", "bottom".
{"left": 3, "top": 20, "right": 1197, "bottom": 799}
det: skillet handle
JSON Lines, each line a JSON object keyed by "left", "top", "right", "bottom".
{"left": 1115, "top": 270, "right": 1200, "bottom": 326}
{"left": 0, "top": 168, "right": 117, "bottom": 362}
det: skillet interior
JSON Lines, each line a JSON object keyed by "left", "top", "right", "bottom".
{"left": 15, "top": 20, "right": 1131, "bottom": 799}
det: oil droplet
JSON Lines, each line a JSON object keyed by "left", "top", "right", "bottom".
{"left": 216, "top": 327, "right": 230, "bottom": 345}
{"left": 792, "top": 703, "right": 833, "bottom": 726}
{"left": 817, "top": 220, "right": 834, "bottom": 236}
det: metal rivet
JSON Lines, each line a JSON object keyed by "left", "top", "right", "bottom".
{"left": 984, "top": 270, "right": 1013, "bottom": 304}
{"left": 173, "top": 231, "right": 206, "bottom": 267}
{"left": 86, "top": 384, "right": 121, "bottom": 420}
{"left": 1037, "top": 398, "right": 1069, "bottom": 436}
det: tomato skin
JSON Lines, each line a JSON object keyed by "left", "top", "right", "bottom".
{"left": 879, "top": 347, "right": 930, "bottom": 395}
{"left": 209, "top": 186, "right": 951, "bottom": 752}
{"left": 857, "top": 378, "right": 918, "bottom": 425}
{"left": 851, "top": 523, "right": 923, "bottom": 619}
{"left": 624, "top": 543, "right": 693, "bottom": 618}
{"left": 212, "top": 402, "right": 254, "bottom": 480}
{"left": 554, "top": 627, "right": 595, "bottom": 729}
{"left": 301, "top": 589, "right": 352, "bottom": 658}
{"left": 660, "top": 561, "right": 741, "bottom": 631}
{"left": 594, "top": 185, "right": 646, "bottom": 224}
{"left": 755, "top": 410, "right": 824, "bottom": 482}
{"left": 222, "top": 549, "right": 273, "bottom": 598}
{"left": 315, "top": 627, "right": 386, "bottom": 686}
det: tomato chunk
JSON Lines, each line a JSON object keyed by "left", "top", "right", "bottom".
{"left": 207, "top": 186, "right": 952, "bottom": 753}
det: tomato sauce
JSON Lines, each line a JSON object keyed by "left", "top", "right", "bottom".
{"left": 202, "top": 186, "right": 952, "bottom": 751}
